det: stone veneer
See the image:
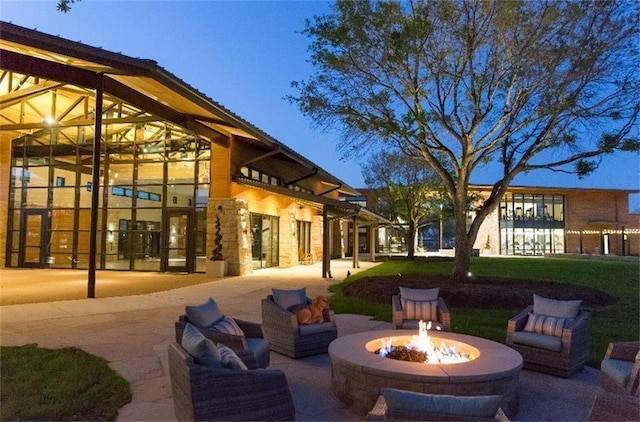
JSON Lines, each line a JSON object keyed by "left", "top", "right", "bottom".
{"left": 329, "top": 330, "right": 522, "bottom": 417}
{"left": 207, "top": 198, "right": 251, "bottom": 276}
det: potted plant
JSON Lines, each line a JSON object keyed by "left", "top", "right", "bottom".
{"left": 206, "top": 205, "right": 226, "bottom": 277}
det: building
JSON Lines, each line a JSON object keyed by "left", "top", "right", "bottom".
{"left": 474, "top": 186, "right": 639, "bottom": 257}
{"left": 0, "top": 22, "right": 389, "bottom": 279}
{"left": 359, "top": 185, "right": 639, "bottom": 257}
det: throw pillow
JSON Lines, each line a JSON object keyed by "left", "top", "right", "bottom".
{"left": 180, "top": 323, "right": 223, "bottom": 368}
{"left": 401, "top": 298, "right": 438, "bottom": 322}
{"left": 399, "top": 286, "right": 439, "bottom": 301}
{"left": 382, "top": 388, "right": 502, "bottom": 418}
{"left": 209, "top": 316, "right": 245, "bottom": 337}
{"left": 272, "top": 288, "right": 307, "bottom": 310}
{"left": 532, "top": 294, "right": 581, "bottom": 319}
{"left": 185, "top": 297, "right": 224, "bottom": 328}
{"left": 217, "top": 344, "right": 248, "bottom": 370}
{"left": 523, "top": 312, "right": 566, "bottom": 337}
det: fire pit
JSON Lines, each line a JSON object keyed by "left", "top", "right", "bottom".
{"left": 329, "top": 328, "right": 522, "bottom": 417}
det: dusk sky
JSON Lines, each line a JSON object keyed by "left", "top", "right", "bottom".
{"left": 1, "top": 1, "right": 638, "bottom": 196}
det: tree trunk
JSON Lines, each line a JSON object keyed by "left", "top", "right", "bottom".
{"left": 406, "top": 219, "right": 416, "bottom": 258}
{"left": 452, "top": 215, "right": 471, "bottom": 282}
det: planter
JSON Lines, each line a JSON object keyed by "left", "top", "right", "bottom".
{"left": 206, "top": 260, "right": 226, "bottom": 278}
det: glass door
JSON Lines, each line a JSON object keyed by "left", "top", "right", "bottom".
{"left": 251, "top": 213, "right": 279, "bottom": 269}
{"left": 164, "top": 209, "right": 193, "bottom": 272}
{"left": 20, "top": 209, "right": 48, "bottom": 268}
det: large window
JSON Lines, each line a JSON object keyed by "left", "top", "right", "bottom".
{"left": 499, "top": 193, "right": 565, "bottom": 255}
{"left": 6, "top": 76, "right": 210, "bottom": 272}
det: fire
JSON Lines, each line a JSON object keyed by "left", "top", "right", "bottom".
{"left": 377, "top": 321, "right": 475, "bottom": 364}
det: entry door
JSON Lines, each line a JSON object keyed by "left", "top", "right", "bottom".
{"left": 20, "top": 209, "right": 48, "bottom": 268}
{"left": 164, "top": 209, "right": 193, "bottom": 272}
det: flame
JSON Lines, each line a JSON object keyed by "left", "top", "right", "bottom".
{"left": 378, "top": 320, "right": 474, "bottom": 364}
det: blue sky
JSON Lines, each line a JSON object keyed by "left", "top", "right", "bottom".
{"left": 1, "top": 0, "right": 638, "bottom": 196}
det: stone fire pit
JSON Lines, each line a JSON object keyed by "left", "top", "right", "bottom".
{"left": 329, "top": 330, "right": 523, "bottom": 417}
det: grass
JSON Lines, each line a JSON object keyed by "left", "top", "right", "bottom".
{"left": 329, "top": 256, "right": 639, "bottom": 366}
{"left": 0, "top": 344, "right": 131, "bottom": 421}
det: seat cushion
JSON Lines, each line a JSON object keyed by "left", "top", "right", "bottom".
{"left": 180, "top": 323, "right": 223, "bottom": 368}
{"left": 533, "top": 294, "right": 581, "bottom": 319}
{"left": 401, "top": 298, "right": 438, "bottom": 321}
{"left": 512, "top": 331, "right": 563, "bottom": 352}
{"left": 601, "top": 358, "right": 634, "bottom": 388}
{"left": 381, "top": 388, "right": 502, "bottom": 418}
{"left": 523, "top": 312, "right": 566, "bottom": 337}
{"left": 246, "top": 337, "right": 270, "bottom": 360}
{"left": 399, "top": 286, "right": 439, "bottom": 301}
{"left": 185, "top": 297, "right": 224, "bottom": 328}
{"left": 272, "top": 288, "right": 307, "bottom": 310}
{"left": 299, "top": 321, "right": 335, "bottom": 336}
{"left": 210, "top": 316, "right": 245, "bottom": 336}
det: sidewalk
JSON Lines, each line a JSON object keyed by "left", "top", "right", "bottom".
{"left": 0, "top": 260, "right": 600, "bottom": 421}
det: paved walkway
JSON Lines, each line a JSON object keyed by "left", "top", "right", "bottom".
{"left": 0, "top": 260, "right": 601, "bottom": 421}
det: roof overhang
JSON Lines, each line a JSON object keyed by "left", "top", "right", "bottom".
{"left": 1, "top": 21, "right": 359, "bottom": 194}
{"left": 234, "top": 176, "right": 391, "bottom": 225}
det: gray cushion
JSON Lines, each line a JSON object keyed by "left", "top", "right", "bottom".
{"left": 185, "top": 297, "right": 223, "bottom": 328}
{"left": 512, "top": 330, "right": 563, "bottom": 352}
{"left": 601, "top": 358, "right": 634, "bottom": 387}
{"left": 180, "top": 323, "right": 223, "bottom": 368}
{"left": 299, "top": 321, "right": 335, "bottom": 336}
{"left": 210, "top": 316, "right": 245, "bottom": 337}
{"left": 218, "top": 343, "right": 248, "bottom": 370}
{"left": 381, "top": 388, "right": 502, "bottom": 418}
{"left": 399, "top": 286, "right": 439, "bottom": 301}
{"left": 272, "top": 288, "right": 307, "bottom": 310}
{"left": 401, "top": 298, "right": 438, "bottom": 321}
{"left": 533, "top": 294, "right": 581, "bottom": 319}
{"left": 523, "top": 312, "right": 566, "bottom": 337}
{"left": 246, "top": 338, "right": 270, "bottom": 359}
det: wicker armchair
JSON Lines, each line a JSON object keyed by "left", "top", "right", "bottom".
{"left": 588, "top": 391, "right": 639, "bottom": 421}
{"left": 599, "top": 341, "right": 640, "bottom": 395}
{"left": 506, "top": 304, "right": 591, "bottom": 378}
{"left": 261, "top": 294, "right": 338, "bottom": 358}
{"left": 392, "top": 295, "right": 451, "bottom": 331}
{"left": 175, "top": 315, "right": 269, "bottom": 369}
{"left": 167, "top": 342, "right": 295, "bottom": 421}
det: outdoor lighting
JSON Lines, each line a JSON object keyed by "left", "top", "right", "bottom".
{"left": 44, "top": 116, "right": 56, "bottom": 125}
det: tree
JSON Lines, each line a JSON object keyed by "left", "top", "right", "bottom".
{"left": 361, "top": 151, "right": 444, "bottom": 257}
{"left": 57, "top": 0, "right": 80, "bottom": 12}
{"left": 291, "top": 0, "right": 639, "bottom": 281}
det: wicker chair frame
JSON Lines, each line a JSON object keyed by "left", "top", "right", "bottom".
{"left": 599, "top": 341, "right": 640, "bottom": 395}
{"left": 506, "top": 305, "right": 591, "bottom": 378}
{"left": 392, "top": 295, "right": 451, "bottom": 331}
{"left": 167, "top": 342, "right": 295, "bottom": 421}
{"left": 175, "top": 315, "right": 269, "bottom": 369}
{"left": 261, "top": 295, "right": 338, "bottom": 359}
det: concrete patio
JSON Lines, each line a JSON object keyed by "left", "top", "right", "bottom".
{"left": 0, "top": 260, "right": 601, "bottom": 421}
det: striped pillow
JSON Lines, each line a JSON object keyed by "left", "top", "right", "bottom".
{"left": 401, "top": 299, "right": 438, "bottom": 322}
{"left": 217, "top": 344, "right": 248, "bottom": 370}
{"left": 523, "top": 312, "right": 566, "bottom": 337}
{"left": 210, "top": 316, "right": 245, "bottom": 337}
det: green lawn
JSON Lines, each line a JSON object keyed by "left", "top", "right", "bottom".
{"left": 329, "top": 256, "right": 639, "bottom": 366}
{"left": 0, "top": 344, "right": 131, "bottom": 421}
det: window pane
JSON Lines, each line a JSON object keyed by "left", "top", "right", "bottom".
{"left": 137, "top": 162, "right": 164, "bottom": 184}
{"left": 52, "top": 187, "right": 76, "bottom": 207}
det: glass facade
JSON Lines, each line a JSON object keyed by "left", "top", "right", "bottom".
{"left": 6, "top": 77, "right": 210, "bottom": 272}
{"left": 499, "top": 193, "right": 565, "bottom": 255}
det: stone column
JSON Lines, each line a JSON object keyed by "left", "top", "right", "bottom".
{"left": 279, "top": 209, "right": 297, "bottom": 267}
{"left": 208, "top": 198, "right": 251, "bottom": 276}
